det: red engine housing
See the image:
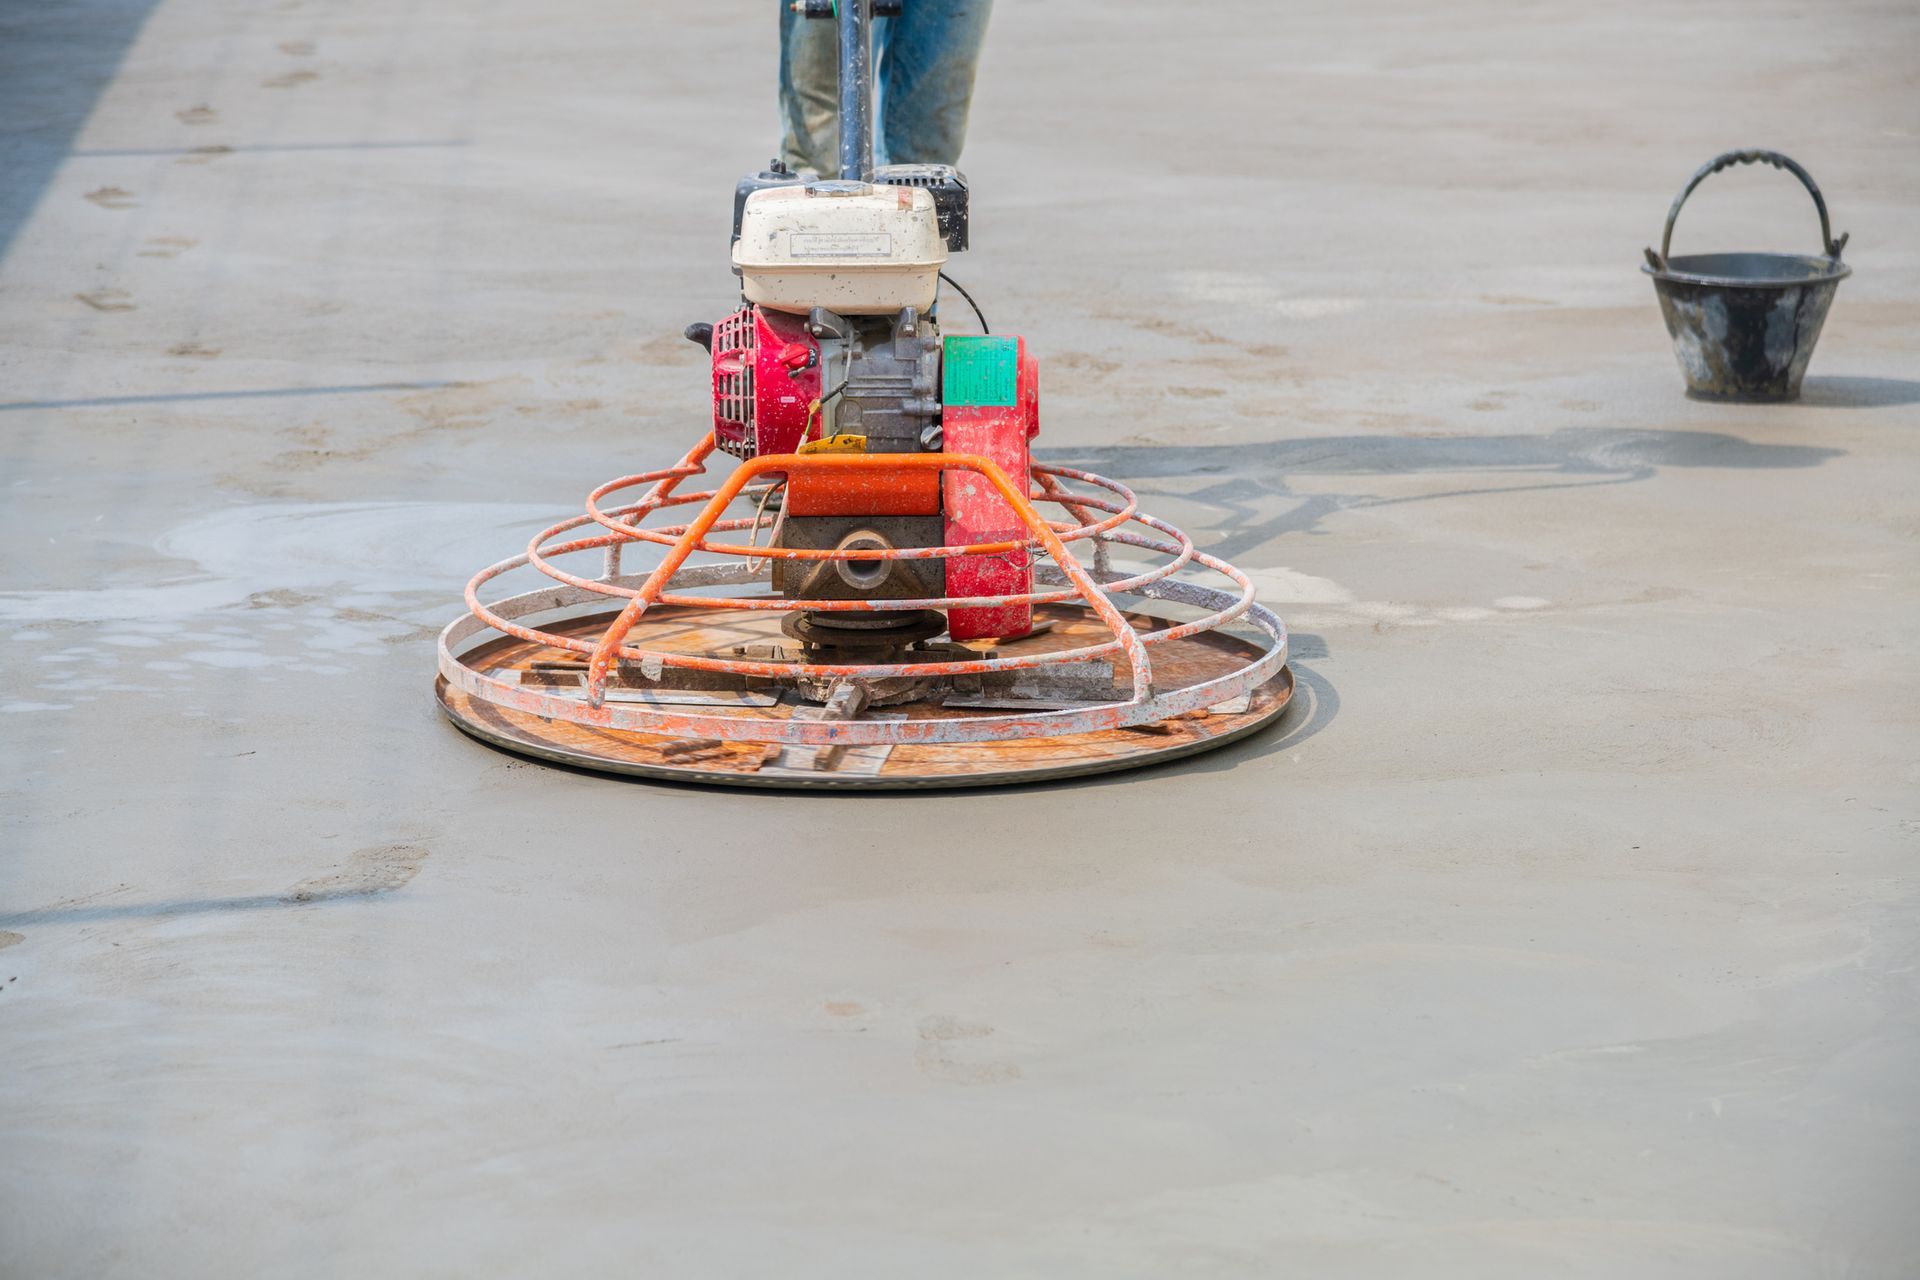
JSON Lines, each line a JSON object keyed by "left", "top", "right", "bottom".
{"left": 707, "top": 309, "right": 1041, "bottom": 642}
{"left": 710, "top": 306, "right": 820, "bottom": 459}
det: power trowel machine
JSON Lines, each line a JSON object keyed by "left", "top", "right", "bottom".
{"left": 435, "top": 0, "right": 1293, "bottom": 787}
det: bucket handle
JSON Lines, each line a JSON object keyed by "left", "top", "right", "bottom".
{"left": 1646, "top": 150, "right": 1848, "bottom": 271}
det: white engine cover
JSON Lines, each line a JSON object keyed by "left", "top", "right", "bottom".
{"left": 732, "top": 181, "right": 948, "bottom": 316}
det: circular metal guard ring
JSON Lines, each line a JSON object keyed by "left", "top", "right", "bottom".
{"left": 438, "top": 450, "right": 1288, "bottom": 748}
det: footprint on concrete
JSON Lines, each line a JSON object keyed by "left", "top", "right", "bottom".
{"left": 76, "top": 290, "right": 136, "bottom": 312}
{"left": 632, "top": 332, "right": 704, "bottom": 367}
{"left": 916, "top": 1014, "right": 1021, "bottom": 1084}
{"left": 514, "top": 398, "right": 604, "bottom": 419}
{"left": 0, "top": 931, "right": 23, "bottom": 951}
{"left": 84, "top": 186, "right": 137, "bottom": 210}
{"left": 397, "top": 378, "right": 515, "bottom": 431}
{"left": 262, "top": 69, "right": 319, "bottom": 89}
{"left": 138, "top": 235, "right": 199, "bottom": 258}
{"left": 283, "top": 843, "right": 429, "bottom": 903}
{"left": 278, "top": 39, "right": 316, "bottom": 55}
{"left": 178, "top": 146, "right": 233, "bottom": 166}
{"left": 175, "top": 103, "right": 219, "bottom": 125}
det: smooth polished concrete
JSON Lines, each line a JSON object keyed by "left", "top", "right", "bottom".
{"left": 2, "top": 1, "right": 1916, "bottom": 1275}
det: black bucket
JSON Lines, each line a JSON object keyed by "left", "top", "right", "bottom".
{"left": 1642, "top": 150, "right": 1851, "bottom": 402}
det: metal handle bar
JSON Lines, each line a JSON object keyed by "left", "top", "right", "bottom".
{"left": 785, "top": 0, "right": 893, "bottom": 179}
{"left": 791, "top": 1, "right": 902, "bottom": 15}
{"left": 832, "top": 0, "right": 877, "bottom": 179}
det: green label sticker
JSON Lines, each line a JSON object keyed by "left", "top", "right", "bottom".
{"left": 943, "top": 335, "right": 1017, "bottom": 407}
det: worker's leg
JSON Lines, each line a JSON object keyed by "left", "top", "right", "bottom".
{"left": 877, "top": 0, "right": 993, "bottom": 167}
{"left": 778, "top": 3, "right": 840, "bottom": 177}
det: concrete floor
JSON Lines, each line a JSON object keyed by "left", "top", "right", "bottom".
{"left": 3, "top": 0, "right": 1917, "bottom": 1275}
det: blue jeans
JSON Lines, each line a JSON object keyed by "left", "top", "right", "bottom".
{"left": 779, "top": 0, "right": 993, "bottom": 176}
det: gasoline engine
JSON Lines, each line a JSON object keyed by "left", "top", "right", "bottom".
{"left": 685, "top": 163, "right": 1039, "bottom": 656}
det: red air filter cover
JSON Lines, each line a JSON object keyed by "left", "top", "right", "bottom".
{"left": 711, "top": 306, "right": 821, "bottom": 459}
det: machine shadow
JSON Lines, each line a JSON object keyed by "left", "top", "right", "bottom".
{"left": 1037, "top": 425, "right": 1842, "bottom": 563}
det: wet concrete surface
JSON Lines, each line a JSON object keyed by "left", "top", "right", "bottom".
{"left": 2, "top": 0, "right": 1917, "bottom": 1275}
